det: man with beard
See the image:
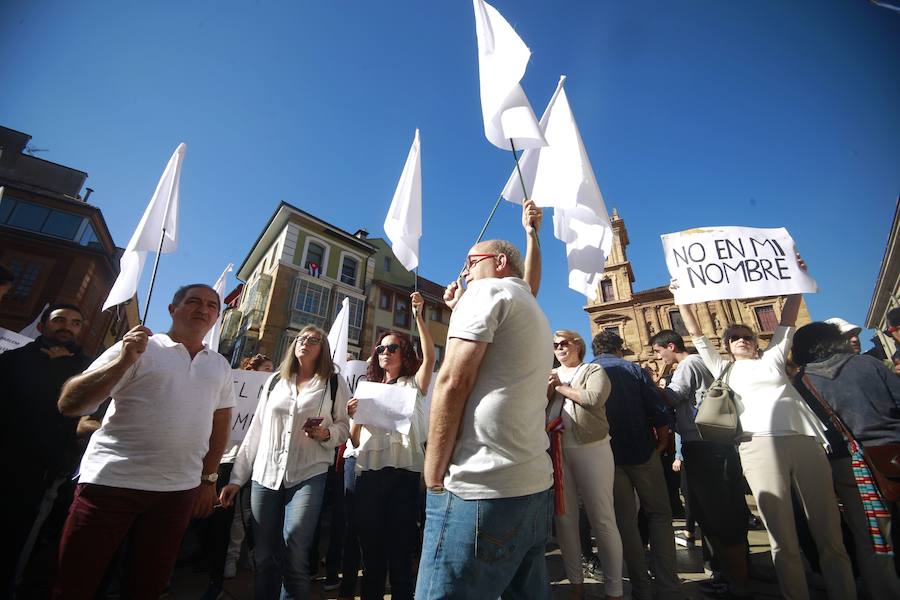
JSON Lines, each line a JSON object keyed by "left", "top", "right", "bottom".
{"left": 0, "top": 303, "right": 90, "bottom": 596}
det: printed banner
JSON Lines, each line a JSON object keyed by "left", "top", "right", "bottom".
{"left": 0, "top": 328, "right": 33, "bottom": 354}
{"left": 661, "top": 226, "right": 817, "bottom": 304}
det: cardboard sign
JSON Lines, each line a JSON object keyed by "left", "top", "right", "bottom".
{"left": 661, "top": 226, "right": 817, "bottom": 304}
{"left": 0, "top": 328, "right": 33, "bottom": 354}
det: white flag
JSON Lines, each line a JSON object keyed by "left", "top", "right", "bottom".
{"left": 504, "top": 76, "right": 612, "bottom": 298}
{"left": 19, "top": 302, "right": 49, "bottom": 339}
{"left": 203, "top": 263, "right": 233, "bottom": 351}
{"left": 473, "top": 0, "right": 547, "bottom": 151}
{"left": 384, "top": 129, "right": 422, "bottom": 272}
{"left": 102, "top": 143, "right": 186, "bottom": 311}
{"left": 328, "top": 297, "right": 350, "bottom": 374}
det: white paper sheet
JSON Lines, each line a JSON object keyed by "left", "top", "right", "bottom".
{"left": 353, "top": 380, "right": 417, "bottom": 435}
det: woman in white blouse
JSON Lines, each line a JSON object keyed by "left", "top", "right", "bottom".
{"left": 673, "top": 276, "right": 856, "bottom": 600}
{"left": 220, "top": 325, "right": 350, "bottom": 600}
{"left": 347, "top": 291, "right": 435, "bottom": 600}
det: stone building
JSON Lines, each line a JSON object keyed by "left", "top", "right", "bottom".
{"left": 224, "top": 201, "right": 378, "bottom": 365}
{"left": 0, "top": 126, "right": 137, "bottom": 356}
{"left": 865, "top": 196, "right": 900, "bottom": 357}
{"left": 361, "top": 238, "right": 450, "bottom": 367}
{"left": 585, "top": 211, "right": 811, "bottom": 365}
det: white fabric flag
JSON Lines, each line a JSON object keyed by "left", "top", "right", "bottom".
{"left": 203, "top": 263, "right": 233, "bottom": 351}
{"left": 473, "top": 0, "right": 547, "bottom": 151}
{"left": 503, "top": 76, "right": 612, "bottom": 298}
{"left": 328, "top": 297, "right": 350, "bottom": 374}
{"left": 19, "top": 302, "right": 49, "bottom": 339}
{"left": 383, "top": 129, "right": 422, "bottom": 272}
{"left": 102, "top": 143, "right": 186, "bottom": 311}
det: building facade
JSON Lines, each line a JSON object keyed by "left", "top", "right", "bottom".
{"left": 865, "top": 197, "right": 900, "bottom": 357}
{"left": 361, "top": 238, "right": 450, "bottom": 367}
{"left": 223, "top": 202, "right": 378, "bottom": 365}
{"left": 585, "top": 211, "right": 811, "bottom": 365}
{"left": 0, "top": 126, "right": 136, "bottom": 356}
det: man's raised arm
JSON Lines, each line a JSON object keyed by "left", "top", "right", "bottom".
{"left": 423, "top": 336, "right": 488, "bottom": 488}
{"left": 58, "top": 325, "right": 151, "bottom": 417}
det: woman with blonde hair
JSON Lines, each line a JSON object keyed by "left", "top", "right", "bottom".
{"left": 220, "top": 325, "right": 350, "bottom": 599}
{"left": 547, "top": 329, "right": 622, "bottom": 600}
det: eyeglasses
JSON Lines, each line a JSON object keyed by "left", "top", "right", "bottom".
{"left": 553, "top": 340, "right": 571, "bottom": 350}
{"left": 375, "top": 343, "right": 400, "bottom": 355}
{"left": 297, "top": 335, "right": 322, "bottom": 346}
{"left": 727, "top": 334, "right": 755, "bottom": 344}
{"left": 463, "top": 253, "right": 498, "bottom": 271}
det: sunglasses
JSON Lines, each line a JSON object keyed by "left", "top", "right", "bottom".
{"left": 553, "top": 340, "right": 572, "bottom": 349}
{"left": 463, "top": 253, "right": 498, "bottom": 271}
{"left": 376, "top": 343, "right": 401, "bottom": 355}
{"left": 727, "top": 334, "right": 755, "bottom": 344}
{"left": 297, "top": 335, "right": 322, "bottom": 346}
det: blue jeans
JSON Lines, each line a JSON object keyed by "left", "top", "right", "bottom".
{"left": 415, "top": 487, "right": 553, "bottom": 600}
{"left": 251, "top": 474, "right": 327, "bottom": 600}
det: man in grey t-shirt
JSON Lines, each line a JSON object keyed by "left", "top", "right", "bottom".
{"left": 417, "top": 201, "right": 554, "bottom": 600}
{"left": 652, "top": 329, "right": 751, "bottom": 598}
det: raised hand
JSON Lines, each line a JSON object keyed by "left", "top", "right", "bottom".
{"left": 522, "top": 199, "right": 542, "bottom": 235}
{"left": 120, "top": 325, "right": 152, "bottom": 366}
{"left": 444, "top": 278, "right": 464, "bottom": 310}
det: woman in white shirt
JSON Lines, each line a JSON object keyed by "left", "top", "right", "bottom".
{"left": 674, "top": 277, "right": 856, "bottom": 600}
{"left": 220, "top": 326, "right": 350, "bottom": 600}
{"left": 347, "top": 292, "right": 435, "bottom": 600}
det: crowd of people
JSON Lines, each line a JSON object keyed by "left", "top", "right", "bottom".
{"left": 3, "top": 203, "right": 900, "bottom": 600}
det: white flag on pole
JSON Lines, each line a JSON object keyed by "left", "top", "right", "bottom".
{"left": 328, "top": 297, "right": 350, "bottom": 374}
{"left": 102, "top": 143, "right": 186, "bottom": 311}
{"left": 473, "top": 0, "right": 547, "bottom": 151}
{"left": 203, "top": 263, "right": 233, "bottom": 351}
{"left": 19, "top": 302, "right": 49, "bottom": 339}
{"left": 384, "top": 129, "right": 422, "bottom": 272}
{"left": 503, "top": 76, "right": 612, "bottom": 298}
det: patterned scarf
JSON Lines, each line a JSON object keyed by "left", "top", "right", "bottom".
{"left": 849, "top": 440, "right": 893, "bottom": 556}
{"left": 546, "top": 415, "right": 565, "bottom": 515}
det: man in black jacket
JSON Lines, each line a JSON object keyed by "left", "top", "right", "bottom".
{"left": 0, "top": 303, "right": 90, "bottom": 596}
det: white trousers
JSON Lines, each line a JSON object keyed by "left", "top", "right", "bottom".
{"left": 739, "top": 435, "right": 857, "bottom": 600}
{"left": 554, "top": 438, "right": 623, "bottom": 597}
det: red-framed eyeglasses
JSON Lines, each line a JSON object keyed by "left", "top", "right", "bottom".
{"left": 463, "top": 253, "right": 498, "bottom": 271}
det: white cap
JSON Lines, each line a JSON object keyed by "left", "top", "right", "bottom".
{"left": 825, "top": 317, "right": 862, "bottom": 338}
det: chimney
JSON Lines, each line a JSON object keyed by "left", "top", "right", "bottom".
{"left": 83, "top": 187, "right": 94, "bottom": 203}
{"left": 354, "top": 228, "right": 369, "bottom": 240}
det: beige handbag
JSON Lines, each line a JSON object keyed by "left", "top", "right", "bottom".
{"left": 695, "top": 361, "right": 741, "bottom": 444}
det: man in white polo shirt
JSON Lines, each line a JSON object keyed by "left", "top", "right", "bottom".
{"left": 52, "top": 284, "right": 235, "bottom": 599}
{"left": 416, "top": 200, "right": 555, "bottom": 600}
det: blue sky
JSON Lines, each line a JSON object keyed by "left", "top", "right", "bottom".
{"left": 2, "top": 1, "right": 898, "bottom": 355}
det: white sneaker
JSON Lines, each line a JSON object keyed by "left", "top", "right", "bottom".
{"left": 223, "top": 561, "right": 237, "bottom": 579}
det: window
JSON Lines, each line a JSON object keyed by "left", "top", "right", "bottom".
{"left": 429, "top": 306, "right": 442, "bottom": 322}
{"left": 754, "top": 305, "right": 778, "bottom": 332}
{"left": 379, "top": 290, "right": 392, "bottom": 310}
{"left": 340, "top": 255, "right": 358, "bottom": 286}
{"left": 6, "top": 258, "right": 43, "bottom": 301}
{"left": 7, "top": 201, "right": 49, "bottom": 231}
{"left": 1, "top": 196, "right": 102, "bottom": 247}
{"left": 292, "top": 278, "right": 331, "bottom": 328}
{"left": 305, "top": 241, "right": 325, "bottom": 271}
{"left": 601, "top": 279, "right": 615, "bottom": 302}
{"left": 394, "top": 296, "right": 410, "bottom": 328}
{"left": 334, "top": 293, "right": 365, "bottom": 341}
{"left": 604, "top": 326, "right": 621, "bottom": 337}
{"left": 669, "top": 310, "right": 688, "bottom": 337}
{"left": 42, "top": 210, "right": 82, "bottom": 239}
{"left": 383, "top": 256, "right": 392, "bottom": 272}
{"left": 434, "top": 344, "right": 445, "bottom": 368}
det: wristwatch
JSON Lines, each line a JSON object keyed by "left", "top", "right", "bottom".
{"left": 201, "top": 472, "right": 219, "bottom": 485}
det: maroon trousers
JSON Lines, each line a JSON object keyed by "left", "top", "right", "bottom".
{"left": 53, "top": 483, "right": 199, "bottom": 600}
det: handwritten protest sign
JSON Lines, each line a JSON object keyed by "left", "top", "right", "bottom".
{"left": 661, "top": 226, "right": 817, "bottom": 304}
{"left": 230, "top": 369, "right": 272, "bottom": 443}
{"left": 0, "top": 328, "right": 33, "bottom": 354}
{"left": 343, "top": 360, "right": 369, "bottom": 395}
{"left": 353, "top": 380, "right": 417, "bottom": 435}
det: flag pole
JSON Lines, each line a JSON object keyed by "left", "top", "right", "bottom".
{"left": 510, "top": 138, "right": 540, "bottom": 248}
{"left": 457, "top": 192, "right": 505, "bottom": 279}
{"left": 141, "top": 226, "right": 168, "bottom": 324}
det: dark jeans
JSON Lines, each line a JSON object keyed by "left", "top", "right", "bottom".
{"left": 338, "top": 456, "right": 361, "bottom": 597}
{"left": 681, "top": 441, "right": 749, "bottom": 546}
{"left": 53, "top": 483, "right": 199, "bottom": 600}
{"left": 204, "top": 462, "right": 240, "bottom": 584}
{"left": 309, "top": 462, "right": 345, "bottom": 580}
{"left": 354, "top": 467, "right": 420, "bottom": 600}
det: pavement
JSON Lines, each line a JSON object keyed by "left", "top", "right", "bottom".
{"left": 163, "top": 494, "right": 825, "bottom": 600}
